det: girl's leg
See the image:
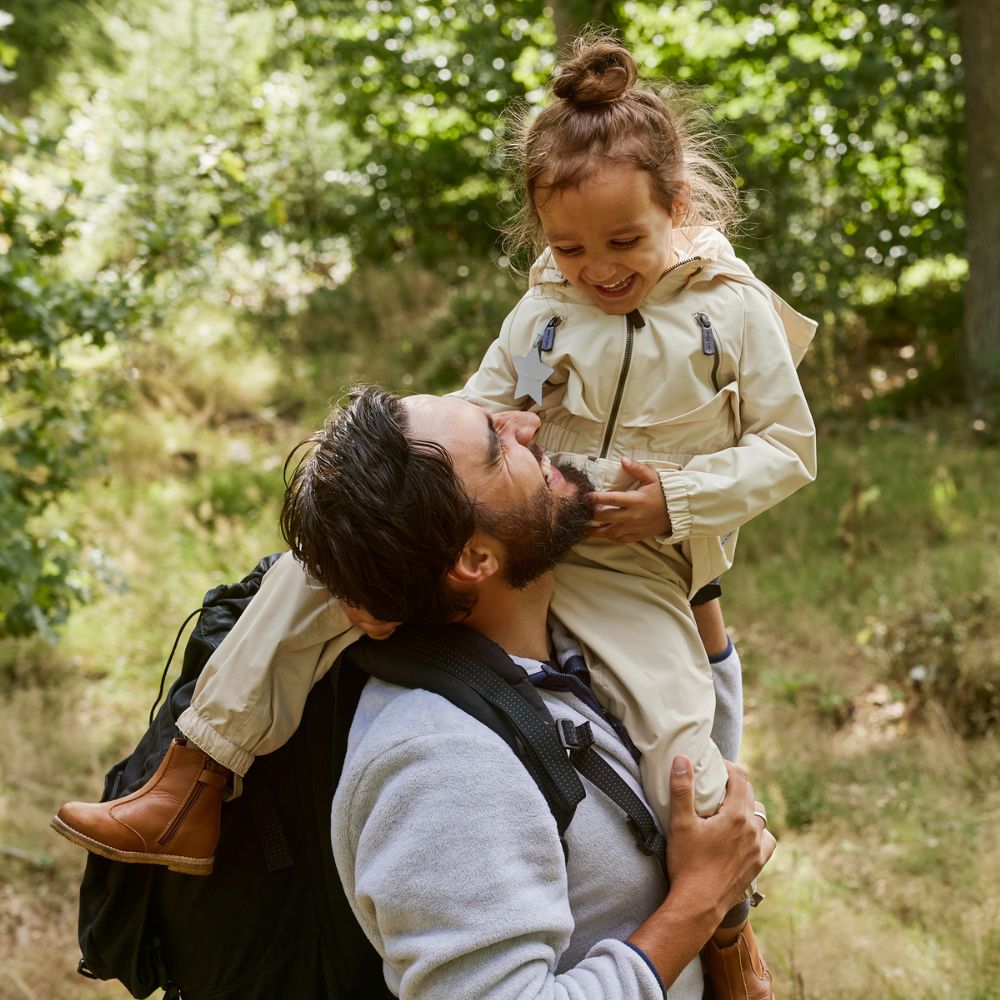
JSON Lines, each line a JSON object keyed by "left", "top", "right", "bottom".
{"left": 692, "top": 596, "right": 728, "bottom": 656}
{"left": 551, "top": 549, "right": 728, "bottom": 829}
{"left": 693, "top": 597, "right": 743, "bottom": 765}
{"left": 691, "top": 599, "right": 771, "bottom": 998}
{"left": 178, "top": 552, "right": 359, "bottom": 777}
{"left": 53, "top": 553, "right": 359, "bottom": 873}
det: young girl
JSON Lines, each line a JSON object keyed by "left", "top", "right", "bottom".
{"left": 55, "top": 34, "right": 813, "bottom": 997}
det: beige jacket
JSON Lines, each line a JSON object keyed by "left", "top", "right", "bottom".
{"left": 457, "top": 227, "right": 818, "bottom": 596}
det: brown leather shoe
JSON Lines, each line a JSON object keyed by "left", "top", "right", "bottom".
{"left": 702, "top": 921, "right": 774, "bottom": 1000}
{"left": 51, "top": 738, "right": 230, "bottom": 876}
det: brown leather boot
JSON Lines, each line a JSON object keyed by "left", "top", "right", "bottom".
{"left": 51, "top": 738, "right": 230, "bottom": 876}
{"left": 701, "top": 921, "right": 774, "bottom": 1000}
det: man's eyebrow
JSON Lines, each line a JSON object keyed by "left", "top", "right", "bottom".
{"left": 484, "top": 413, "right": 502, "bottom": 468}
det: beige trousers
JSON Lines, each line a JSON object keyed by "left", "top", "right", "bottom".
{"left": 178, "top": 547, "right": 728, "bottom": 826}
{"left": 551, "top": 539, "right": 727, "bottom": 823}
{"left": 177, "top": 553, "right": 362, "bottom": 777}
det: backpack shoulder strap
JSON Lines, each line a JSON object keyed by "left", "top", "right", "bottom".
{"left": 343, "top": 624, "right": 586, "bottom": 838}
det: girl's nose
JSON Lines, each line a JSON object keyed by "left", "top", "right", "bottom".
{"left": 582, "top": 259, "right": 616, "bottom": 284}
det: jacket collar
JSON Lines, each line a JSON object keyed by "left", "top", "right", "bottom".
{"left": 527, "top": 227, "right": 817, "bottom": 367}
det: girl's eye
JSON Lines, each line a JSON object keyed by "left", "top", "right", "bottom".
{"left": 612, "top": 238, "right": 640, "bottom": 249}
{"left": 552, "top": 246, "right": 581, "bottom": 256}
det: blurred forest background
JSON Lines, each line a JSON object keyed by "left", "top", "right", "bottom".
{"left": 2, "top": 1, "right": 999, "bottom": 997}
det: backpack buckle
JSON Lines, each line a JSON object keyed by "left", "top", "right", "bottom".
{"left": 77, "top": 959, "right": 99, "bottom": 981}
{"left": 628, "top": 819, "right": 666, "bottom": 860}
{"left": 557, "top": 718, "right": 594, "bottom": 753}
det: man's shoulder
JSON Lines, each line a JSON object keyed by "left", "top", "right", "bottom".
{"left": 332, "top": 677, "right": 561, "bottom": 860}
{"left": 349, "top": 677, "right": 513, "bottom": 750}
{"left": 339, "top": 677, "right": 537, "bottom": 800}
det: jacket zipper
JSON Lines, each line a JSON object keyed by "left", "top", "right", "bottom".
{"left": 599, "top": 311, "right": 640, "bottom": 458}
{"left": 595, "top": 257, "right": 702, "bottom": 459}
{"left": 664, "top": 254, "right": 702, "bottom": 276}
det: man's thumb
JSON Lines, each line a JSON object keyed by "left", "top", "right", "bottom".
{"left": 670, "top": 755, "right": 694, "bottom": 808}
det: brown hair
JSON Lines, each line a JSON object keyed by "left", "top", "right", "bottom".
{"left": 280, "top": 386, "right": 477, "bottom": 624}
{"left": 503, "top": 32, "right": 741, "bottom": 259}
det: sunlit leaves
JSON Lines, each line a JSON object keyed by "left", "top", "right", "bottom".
{"left": 1, "top": 133, "right": 135, "bottom": 637}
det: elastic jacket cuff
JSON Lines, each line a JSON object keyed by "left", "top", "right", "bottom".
{"left": 656, "top": 468, "right": 693, "bottom": 543}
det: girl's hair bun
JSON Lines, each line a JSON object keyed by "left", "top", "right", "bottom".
{"left": 552, "top": 39, "right": 638, "bottom": 105}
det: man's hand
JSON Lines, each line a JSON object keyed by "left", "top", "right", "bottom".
{"left": 588, "top": 457, "right": 671, "bottom": 543}
{"left": 666, "top": 756, "right": 775, "bottom": 917}
{"left": 626, "top": 756, "right": 774, "bottom": 985}
{"left": 344, "top": 604, "right": 400, "bottom": 640}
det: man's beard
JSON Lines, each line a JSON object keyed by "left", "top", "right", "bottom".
{"left": 476, "top": 462, "right": 595, "bottom": 590}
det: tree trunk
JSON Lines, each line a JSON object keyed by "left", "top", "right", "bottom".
{"left": 957, "top": 0, "right": 1000, "bottom": 417}
{"left": 550, "top": 0, "right": 622, "bottom": 57}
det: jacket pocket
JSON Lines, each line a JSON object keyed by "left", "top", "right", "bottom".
{"left": 621, "top": 382, "right": 741, "bottom": 456}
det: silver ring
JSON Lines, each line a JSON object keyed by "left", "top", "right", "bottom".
{"left": 753, "top": 810, "right": 768, "bottom": 828}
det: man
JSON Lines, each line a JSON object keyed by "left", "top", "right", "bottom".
{"left": 279, "top": 386, "right": 775, "bottom": 999}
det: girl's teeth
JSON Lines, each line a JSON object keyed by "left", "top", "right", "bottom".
{"left": 601, "top": 277, "right": 630, "bottom": 291}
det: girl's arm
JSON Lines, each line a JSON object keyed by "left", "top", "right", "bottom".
{"left": 654, "top": 284, "right": 816, "bottom": 542}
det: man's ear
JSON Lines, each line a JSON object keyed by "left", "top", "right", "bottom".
{"left": 446, "top": 532, "right": 500, "bottom": 588}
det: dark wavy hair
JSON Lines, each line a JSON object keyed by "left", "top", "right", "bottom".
{"left": 280, "top": 386, "right": 477, "bottom": 623}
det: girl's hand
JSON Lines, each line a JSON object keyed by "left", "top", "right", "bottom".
{"left": 344, "top": 603, "right": 400, "bottom": 640}
{"left": 588, "top": 457, "right": 671, "bottom": 543}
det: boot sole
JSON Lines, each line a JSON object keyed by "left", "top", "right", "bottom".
{"left": 50, "top": 815, "right": 214, "bottom": 876}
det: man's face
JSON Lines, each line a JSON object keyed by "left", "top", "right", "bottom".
{"left": 403, "top": 396, "right": 593, "bottom": 586}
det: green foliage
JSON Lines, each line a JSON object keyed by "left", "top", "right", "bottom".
{"left": 0, "top": 0, "right": 112, "bottom": 107}
{"left": 252, "top": 0, "right": 557, "bottom": 265}
{"left": 0, "top": 113, "right": 135, "bottom": 637}
{"left": 283, "top": 259, "right": 519, "bottom": 407}
{"left": 773, "top": 759, "right": 829, "bottom": 830}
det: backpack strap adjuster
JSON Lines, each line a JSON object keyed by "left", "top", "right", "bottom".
{"left": 557, "top": 718, "right": 594, "bottom": 753}
{"left": 628, "top": 817, "right": 666, "bottom": 860}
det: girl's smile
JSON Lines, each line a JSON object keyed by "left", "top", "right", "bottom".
{"left": 535, "top": 163, "right": 683, "bottom": 315}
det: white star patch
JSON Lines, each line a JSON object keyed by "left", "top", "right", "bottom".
{"left": 512, "top": 348, "right": 554, "bottom": 405}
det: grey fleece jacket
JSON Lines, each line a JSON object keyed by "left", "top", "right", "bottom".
{"left": 331, "top": 668, "right": 706, "bottom": 1000}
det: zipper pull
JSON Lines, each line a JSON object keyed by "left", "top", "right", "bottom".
{"left": 695, "top": 312, "right": 715, "bottom": 355}
{"left": 540, "top": 316, "right": 561, "bottom": 353}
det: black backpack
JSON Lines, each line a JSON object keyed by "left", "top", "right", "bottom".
{"left": 73, "top": 555, "right": 592, "bottom": 999}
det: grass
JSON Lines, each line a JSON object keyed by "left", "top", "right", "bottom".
{"left": 1, "top": 321, "right": 998, "bottom": 997}
{"left": 728, "top": 414, "right": 1000, "bottom": 998}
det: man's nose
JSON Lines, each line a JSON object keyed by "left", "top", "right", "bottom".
{"left": 496, "top": 410, "right": 540, "bottom": 446}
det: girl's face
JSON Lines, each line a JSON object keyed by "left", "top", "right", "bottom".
{"left": 535, "top": 163, "right": 680, "bottom": 316}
